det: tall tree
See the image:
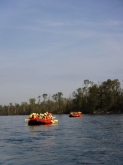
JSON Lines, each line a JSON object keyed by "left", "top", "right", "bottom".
{"left": 38, "top": 96, "right": 41, "bottom": 104}
{"left": 42, "top": 94, "right": 47, "bottom": 102}
{"left": 88, "top": 84, "right": 99, "bottom": 113}
{"left": 72, "top": 88, "right": 83, "bottom": 110}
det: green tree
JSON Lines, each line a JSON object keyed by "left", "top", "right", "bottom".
{"left": 29, "top": 98, "right": 35, "bottom": 113}
{"left": 88, "top": 84, "right": 99, "bottom": 113}
{"left": 42, "top": 94, "right": 47, "bottom": 102}
{"left": 72, "top": 88, "right": 83, "bottom": 111}
{"left": 38, "top": 96, "right": 41, "bottom": 104}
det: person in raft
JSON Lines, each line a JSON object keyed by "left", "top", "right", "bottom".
{"left": 43, "top": 112, "right": 53, "bottom": 120}
{"left": 48, "top": 112, "right": 53, "bottom": 119}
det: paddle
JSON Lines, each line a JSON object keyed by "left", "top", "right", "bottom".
{"left": 25, "top": 118, "right": 30, "bottom": 122}
{"left": 51, "top": 119, "right": 58, "bottom": 124}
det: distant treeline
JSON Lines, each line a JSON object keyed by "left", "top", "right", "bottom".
{"left": 0, "top": 79, "right": 123, "bottom": 115}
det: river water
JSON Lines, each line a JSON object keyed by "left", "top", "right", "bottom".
{"left": 0, "top": 114, "right": 123, "bottom": 165}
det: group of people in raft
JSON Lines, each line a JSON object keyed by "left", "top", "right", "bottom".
{"left": 30, "top": 112, "right": 54, "bottom": 120}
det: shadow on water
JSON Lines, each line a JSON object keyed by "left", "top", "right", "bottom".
{"left": 28, "top": 123, "right": 58, "bottom": 131}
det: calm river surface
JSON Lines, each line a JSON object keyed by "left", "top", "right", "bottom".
{"left": 0, "top": 114, "right": 123, "bottom": 165}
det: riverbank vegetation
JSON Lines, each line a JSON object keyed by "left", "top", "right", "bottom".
{"left": 0, "top": 79, "right": 123, "bottom": 115}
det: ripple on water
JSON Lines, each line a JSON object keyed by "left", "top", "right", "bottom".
{"left": 0, "top": 115, "right": 123, "bottom": 165}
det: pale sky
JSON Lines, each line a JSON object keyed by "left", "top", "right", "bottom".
{"left": 0, "top": 0, "right": 123, "bottom": 105}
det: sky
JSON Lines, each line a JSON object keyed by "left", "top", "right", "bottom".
{"left": 0, "top": 0, "right": 123, "bottom": 105}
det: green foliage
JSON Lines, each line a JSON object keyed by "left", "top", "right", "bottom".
{"left": 0, "top": 79, "right": 123, "bottom": 115}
